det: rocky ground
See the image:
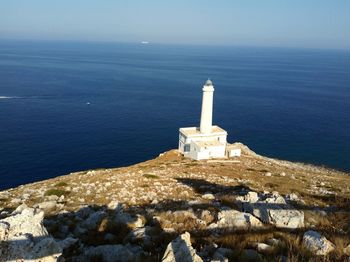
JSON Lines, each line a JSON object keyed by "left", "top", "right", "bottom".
{"left": 0, "top": 143, "right": 349, "bottom": 261}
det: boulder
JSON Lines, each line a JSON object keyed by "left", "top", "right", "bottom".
{"left": 255, "top": 243, "right": 274, "bottom": 254}
{"left": 82, "top": 210, "right": 107, "bottom": 230}
{"left": 58, "top": 237, "right": 79, "bottom": 250}
{"left": 211, "top": 247, "right": 234, "bottom": 262}
{"left": 82, "top": 244, "right": 143, "bottom": 262}
{"left": 344, "top": 244, "right": 350, "bottom": 256}
{"left": 216, "top": 209, "right": 263, "bottom": 230}
{"left": 0, "top": 206, "right": 62, "bottom": 261}
{"left": 238, "top": 191, "right": 304, "bottom": 229}
{"left": 34, "top": 201, "right": 57, "bottom": 213}
{"left": 302, "top": 230, "right": 335, "bottom": 256}
{"left": 124, "top": 226, "right": 154, "bottom": 249}
{"left": 202, "top": 193, "right": 215, "bottom": 200}
{"left": 162, "top": 232, "right": 203, "bottom": 262}
{"left": 107, "top": 200, "right": 121, "bottom": 211}
{"left": 115, "top": 212, "right": 145, "bottom": 228}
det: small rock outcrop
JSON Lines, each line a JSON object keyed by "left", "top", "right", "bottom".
{"left": 238, "top": 191, "right": 304, "bottom": 229}
{"left": 162, "top": 232, "right": 203, "bottom": 262}
{"left": 302, "top": 230, "right": 335, "bottom": 256}
{"left": 215, "top": 209, "right": 264, "bottom": 230}
{"left": 0, "top": 206, "right": 62, "bottom": 261}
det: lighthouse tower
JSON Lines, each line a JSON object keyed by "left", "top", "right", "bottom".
{"left": 178, "top": 79, "right": 229, "bottom": 160}
{"left": 200, "top": 79, "right": 214, "bottom": 134}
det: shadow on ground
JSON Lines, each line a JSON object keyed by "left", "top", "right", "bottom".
{"left": 1, "top": 178, "right": 349, "bottom": 261}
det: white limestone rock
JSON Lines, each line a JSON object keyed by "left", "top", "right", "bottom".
{"left": 0, "top": 222, "right": 9, "bottom": 240}
{"left": 303, "top": 230, "right": 335, "bottom": 256}
{"left": 216, "top": 209, "right": 263, "bottom": 230}
{"left": 255, "top": 243, "right": 274, "bottom": 254}
{"left": 46, "top": 195, "right": 59, "bottom": 201}
{"left": 0, "top": 206, "right": 62, "bottom": 261}
{"left": 34, "top": 201, "right": 57, "bottom": 213}
{"left": 107, "top": 200, "right": 121, "bottom": 211}
{"left": 162, "top": 232, "right": 203, "bottom": 262}
{"left": 239, "top": 191, "right": 304, "bottom": 229}
{"left": 12, "top": 203, "right": 29, "bottom": 214}
{"left": 202, "top": 193, "right": 215, "bottom": 200}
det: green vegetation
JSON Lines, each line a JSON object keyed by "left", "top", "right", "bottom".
{"left": 55, "top": 181, "right": 68, "bottom": 187}
{"left": 44, "top": 189, "right": 69, "bottom": 197}
{"left": 143, "top": 173, "right": 159, "bottom": 179}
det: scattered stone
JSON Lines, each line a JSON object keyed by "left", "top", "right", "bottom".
{"left": 202, "top": 193, "right": 215, "bottom": 200}
{"left": 162, "top": 232, "right": 203, "bottom": 262}
{"left": 255, "top": 243, "right": 274, "bottom": 254}
{"left": 0, "top": 206, "right": 62, "bottom": 261}
{"left": 216, "top": 209, "right": 263, "bottom": 230}
{"left": 107, "top": 200, "right": 120, "bottom": 210}
{"left": 76, "top": 206, "right": 94, "bottom": 219}
{"left": 12, "top": 203, "right": 28, "bottom": 214}
{"left": 34, "top": 201, "right": 57, "bottom": 213}
{"left": 212, "top": 247, "right": 234, "bottom": 262}
{"left": 266, "top": 238, "right": 283, "bottom": 247}
{"left": 115, "top": 212, "right": 145, "bottom": 228}
{"left": 200, "top": 210, "right": 215, "bottom": 224}
{"left": 46, "top": 195, "right": 59, "bottom": 201}
{"left": 303, "top": 230, "right": 335, "bottom": 256}
{"left": 286, "top": 193, "right": 299, "bottom": 202}
{"left": 239, "top": 191, "right": 304, "bottom": 229}
{"left": 82, "top": 211, "right": 107, "bottom": 230}
{"left": 0, "top": 222, "right": 9, "bottom": 240}
{"left": 58, "top": 237, "right": 78, "bottom": 250}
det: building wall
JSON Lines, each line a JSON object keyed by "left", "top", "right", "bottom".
{"left": 179, "top": 131, "right": 227, "bottom": 160}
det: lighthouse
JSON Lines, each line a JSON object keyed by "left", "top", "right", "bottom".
{"left": 178, "top": 79, "right": 232, "bottom": 160}
{"left": 200, "top": 79, "right": 214, "bottom": 134}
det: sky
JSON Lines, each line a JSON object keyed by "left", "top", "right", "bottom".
{"left": 0, "top": 0, "right": 350, "bottom": 49}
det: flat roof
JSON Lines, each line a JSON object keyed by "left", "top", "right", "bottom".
{"left": 179, "top": 125, "right": 227, "bottom": 137}
{"left": 194, "top": 140, "right": 225, "bottom": 148}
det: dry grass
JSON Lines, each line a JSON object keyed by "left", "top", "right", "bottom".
{"left": 1, "top": 147, "right": 349, "bottom": 260}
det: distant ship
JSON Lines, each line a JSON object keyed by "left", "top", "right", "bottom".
{"left": 141, "top": 41, "right": 149, "bottom": 44}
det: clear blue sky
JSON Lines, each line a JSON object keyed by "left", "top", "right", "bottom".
{"left": 1, "top": 0, "right": 349, "bottom": 49}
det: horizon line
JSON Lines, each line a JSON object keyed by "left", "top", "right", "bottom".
{"left": 1, "top": 37, "right": 350, "bottom": 52}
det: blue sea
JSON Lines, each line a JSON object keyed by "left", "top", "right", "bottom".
{"left": 0, "top": 40, "right": 349, "bottom": 190}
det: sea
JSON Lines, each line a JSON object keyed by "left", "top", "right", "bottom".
{"left": 0, "top": 40, "right": 349, "bottom": 190}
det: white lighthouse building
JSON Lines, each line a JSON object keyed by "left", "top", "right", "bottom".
{"left": 178, "top": 79, "right": 235, "bottom": 160}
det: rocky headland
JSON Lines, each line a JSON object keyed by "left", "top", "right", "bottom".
{"left": 0, "top": 143, "right": 349, "bottom": 261}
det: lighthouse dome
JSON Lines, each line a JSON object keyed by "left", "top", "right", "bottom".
{"left": 205, "top": 79, "right": 213, "bottom": 86}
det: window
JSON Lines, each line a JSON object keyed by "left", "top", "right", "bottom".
{"left": 179, "top": 134, "right": 186, "bottom": 143}
{"left": 184, "top": 144, "right": 190, "bottom": 152}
